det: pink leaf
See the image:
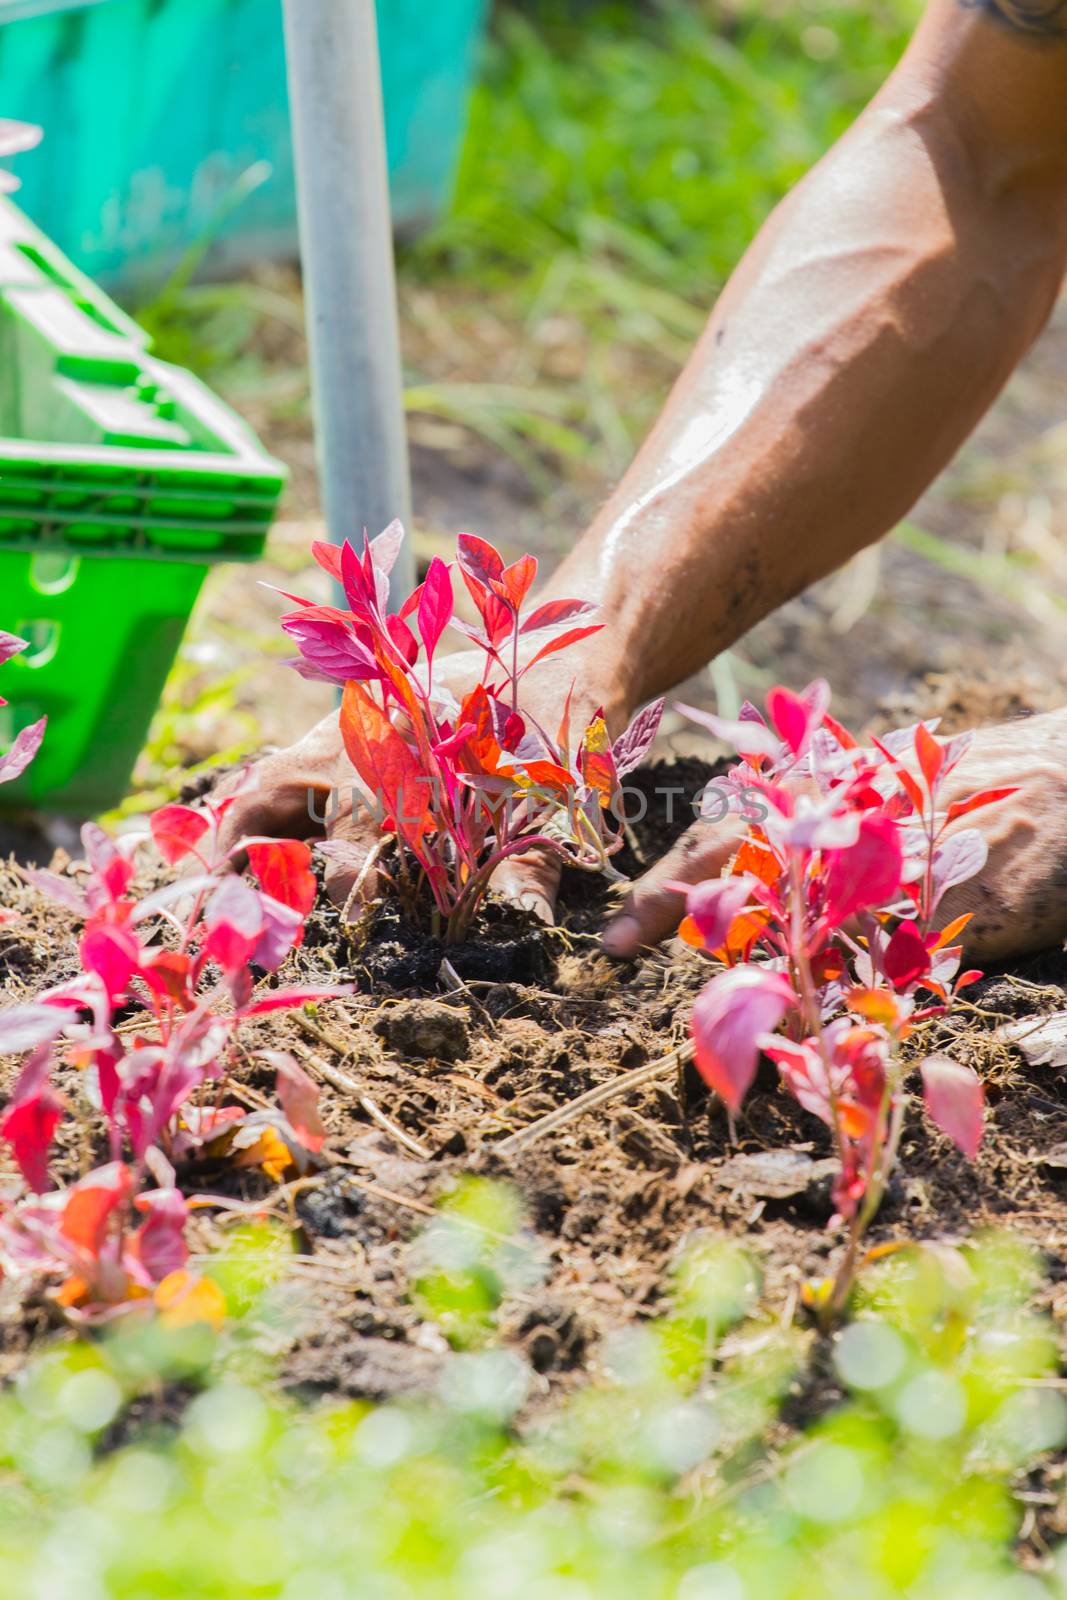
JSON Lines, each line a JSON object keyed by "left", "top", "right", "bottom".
{"left": 274, "top": 1056, "right": 327, "bottom": 1153}
{"left": 0, "top": 1003, "right": 71, "bottom": 1055}
{"left": 676, "top": 703, "right": 781, "bottom": 762}
{"left": 0, "top": 716, "right": 46, "bottom": 784}
{"left": 767, "top": 685, "right": 817, "bottom": 758}
{"left": 690, "top": 966, "right": 795, "bottom": 1111}
{"left": 280, "top": 615, "right": 379, "bottom": 684}
{"left": 671, "top": 875, "right": 754, "bottom": 952}
{"left": 79, "top": 925, "right": 142, "bottom": 1002}
{"left": 151, "top": 804, "right": 210, "bottom": 866}
{"left": 921, "top": 1054, "right": 983, "bottom": 1158}
{"left": 202, "top": 877, "right": 265, "bottom": 972}
{"left": 20, "top": 866, "right": 88, "bottom": 914}
{"left": 930, "top": 829, "right": 988, "bottom": 906}
{"left": 823, "top": 814, "right": 903, "bottom": 923}
{"left": 369, "top": 518, "right": 406, "bottom": 579}
{"left": 417, "top": 556, "right": 454, "bottom": 666}
{"left": 251, "top": 895, "right": 305, "bottom": 972}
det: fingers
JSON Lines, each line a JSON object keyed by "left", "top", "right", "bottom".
{"left": 491, "top": 844, "right": 561, "bottom": 926}
{"left": 321, "top": 757, "right": 382, "bottom": 916}
{"left": 601, "top": 817, "right": 742, "bottom": 957}
{"left": 211, "top": 713, "right": 344, "bottom": 859}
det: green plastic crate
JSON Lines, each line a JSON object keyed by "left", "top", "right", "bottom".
{"left": 0, "top": 0, "right": 488, "bottom": 292}
{"left": 0, "top": 196, "right": 286, "bottom": 813}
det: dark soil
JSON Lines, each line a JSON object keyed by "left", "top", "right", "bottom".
{"left": 2, "top": 731, "right": 1067, "bottom": 1550}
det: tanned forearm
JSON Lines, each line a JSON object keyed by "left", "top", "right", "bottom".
{"left": 548, "top": 0, "right": 1067, "bottom": 720}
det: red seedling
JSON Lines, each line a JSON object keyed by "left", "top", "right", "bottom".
{"left": 678, "top": 686, "right": 1011, "bottom": 1321}
{"left": 280, "top": 523, "right": 662, "bottom": 941}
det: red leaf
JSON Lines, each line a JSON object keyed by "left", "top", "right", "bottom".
{"left": 275, "top": 1058, "right": 327, "bottom": 1153}
{"left": 245, "top": 839, "right": 316, "bottom": 917}
{"left": 921, "top": 1054, "right": 983, "bottom": 1158}
{"left": 340, "top": 680, "right": 435, "bottom": 852}
{"left": 944, "top": 786, "right": 1019, "bottom": 826}
{"left": 151, "top": 804, "right": 210, "bottom": 866}
{"left": 767, "top": 685, "right": 814, "bottom": 758}
{"left": 61, "top": 1162, "right": 133, "bottom": 1255}
{"left": 311, "top": 539, "right": 343, "bottom": 581}
{"left": 241, "top": 984, "right": 351, "bottom": 1017}
{"left": 385, "top": 613, "right": 419, "bottom": 667}
{"left": 202, "top": 876, "right": 265, "bottom": 972}
{"left": 519, "top": 597, "right": 597, "bottom": 635}
{"left": 490, "top": 553, "right": 537, "bottom": 610}
{"left": 883, "top": 919, "right": 930, "bottom": 990}
{"left": 417, "top": 556, "right": 454, "bottom": 665}
{"left": 522, "top": 624, "right": 604, "bottom": 674}
{"left": 456, "top": 532, "right": 505, "bottom": 590}
{"left": 690, "top": 967, "right": 794, "bottom": 1111}
{"left": 1, "top": 1091, "right": 63, "bottom": 1193}
{"left": 822, "top": 814, "right": 903, "bottom": 924}
{"left": 914, "top": 722, "right": 944, "bottom": 793}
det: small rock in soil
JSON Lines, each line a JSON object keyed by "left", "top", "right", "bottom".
{"left": 714, "top": 1149, "right": 837, "bottom": 1201}
{"left": 997, "top": 1011, "right": 1067, "bottom": 1069}
{"left": 374, "top": 999, "right": 470, "bottom": 1063}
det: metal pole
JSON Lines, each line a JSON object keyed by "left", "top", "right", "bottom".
{"left": 282, "top": 0, "right": 415, "bottom": 603}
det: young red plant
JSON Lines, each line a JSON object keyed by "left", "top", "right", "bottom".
{"left": 0, "top": 788, "right": 346, "bottom": 1321}
{"left": 280, "top": 523, "right": 663, "bottom": 941}
{"left": 677, "top": 685, "right": 1014, "bottom": 1321}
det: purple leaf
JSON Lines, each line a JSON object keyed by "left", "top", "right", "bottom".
{"left": 612, "top": 698, "right": 665, "bottom": 776}
{"left": 930, "top": 828, "right": 988, "bottom": 909}
{"left": 369, "top": 518, "right": 406, "bottom": 579}
{"left": 0, "top": 716, "right": 46, "bottom": 784}
{"left": 281, "top": 615, "right": 379, "bottom": 685}
{"left": 0, "top": 630, "right": 28, "bottom": 666}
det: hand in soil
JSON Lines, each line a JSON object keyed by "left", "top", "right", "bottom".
{"left": 602, "top": 706, "right": 1067, "bottom": 964}
{"left": 210, "top": 635, "right": 627, "bottom": 921}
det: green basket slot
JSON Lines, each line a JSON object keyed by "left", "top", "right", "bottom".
{"left": 0, "top": 195, "right": 286, "bottom": 812}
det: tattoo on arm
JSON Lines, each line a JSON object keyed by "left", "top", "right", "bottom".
{"left": 959, "top": 0, "right": 1067, "bottom": 37}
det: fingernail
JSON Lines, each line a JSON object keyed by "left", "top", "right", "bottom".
{"left": 601, "top": 914, "right": 641, "bottom": 957}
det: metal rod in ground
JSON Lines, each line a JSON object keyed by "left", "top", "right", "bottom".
{"left": 282, "top": 0, "right": 415, "bottom": 605}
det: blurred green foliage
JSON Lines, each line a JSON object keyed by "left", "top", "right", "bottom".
{"left": 415, "top": 0, "right": 923, "bottom": 300}
{"left": 0, "top": 1196, "right": 1065, "bottom": 1598}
